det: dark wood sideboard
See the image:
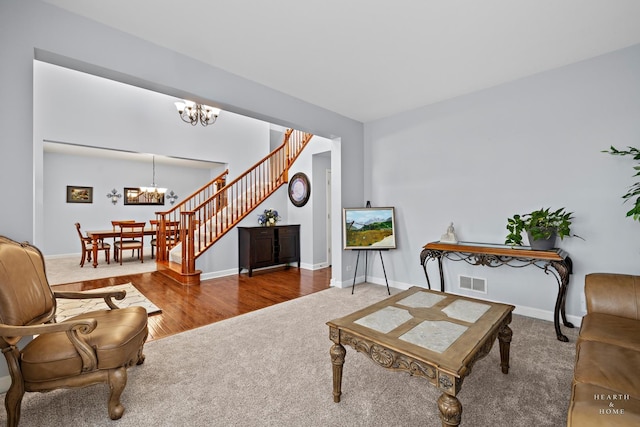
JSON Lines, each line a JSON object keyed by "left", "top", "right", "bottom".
{"left": 238, "top": 225, "right": 300, "bottom": 276}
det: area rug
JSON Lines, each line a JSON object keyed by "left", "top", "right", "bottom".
{"left": 55, "top": 283, "right": 161, "bottom": 322}
{"left": 1, "top": 284, "right": 579, "bottom": 427}
{"left": 45, "top": 254, "right": 157, "bottom": 286}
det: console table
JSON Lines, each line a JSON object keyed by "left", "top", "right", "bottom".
{"left": 238, "top": 225, "right": 300, "bottom": 276}
{"left": 420, "top": 241, "right": 574, "bottom": 342}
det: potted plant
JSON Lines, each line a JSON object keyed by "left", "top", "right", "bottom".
{"left": 602, "top": 146, "right": 640, "bottom": 221}
{"left": 505, "top": 207, "right": 580, "bottom": 250}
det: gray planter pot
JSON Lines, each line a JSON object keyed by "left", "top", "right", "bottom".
{"left": 527, "top": 229, "right": 557, "bottom": 250}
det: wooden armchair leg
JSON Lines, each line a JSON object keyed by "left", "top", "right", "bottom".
{"left": 105, "top": 249, "right": 110, "bottom": 265}
{"left": 136, "top": 334, "right": 147, "bottom": 365}
{"left": 107, "top": 367, "right": 127, "bottom": 420}
{"left": 4, "top": 354, "right": 25, "bottom": 427}
{"left": 4, "top": 385, "right": 24, "bottom": 427}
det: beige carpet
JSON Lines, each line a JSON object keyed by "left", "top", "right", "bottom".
{"left": 45, "top": 254, "right": 157, "bottom": 285}
{"left": 0, "top": 284, "right": 580, "bottom": 427}
{"left": 55, "top": 283, "right": 161, "bottom": 322}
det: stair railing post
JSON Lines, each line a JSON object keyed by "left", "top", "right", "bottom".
{"left": 180, "top": 210, "right": 196, "bottom": 275}
{"left": 158, "top": 215, "right": 167, "bottom": 262}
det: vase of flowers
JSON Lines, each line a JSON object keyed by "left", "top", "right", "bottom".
{"left": 258, "top": 208, "right": 281, "bottom": 227}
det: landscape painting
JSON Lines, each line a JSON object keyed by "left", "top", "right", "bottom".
{"left": 343, "top": 207, "right": 396, "bottom": 250}
{"left": 66, "top": 185, "right": 93, "bottom": 203}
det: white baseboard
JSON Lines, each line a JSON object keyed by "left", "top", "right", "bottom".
{"left": 303, "top": 262, "right": 330, "bottom": 270}
{"left": 200, "top": 268, "right": 239, "bottom": 280}
{"left": 201, "top": 263, "right": 317, "bottom": 281}
{"left": 331, "top": 274, "right": 365, "bottom": 289}
{"left": 335, "top": 275, "right": 583, "bottom": 327}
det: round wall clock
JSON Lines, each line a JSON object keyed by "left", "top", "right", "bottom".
{"left": 288, "top": 172, "right": 310, "bottom": 207}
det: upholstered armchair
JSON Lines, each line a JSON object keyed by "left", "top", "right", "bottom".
{"left": 0, "top": 236, "right": 148, "bottom": 426}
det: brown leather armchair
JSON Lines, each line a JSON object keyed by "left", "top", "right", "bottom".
{"left": 0, "top": 236, "right": 148, "bottom": 426}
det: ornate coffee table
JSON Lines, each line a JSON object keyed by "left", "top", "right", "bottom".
{"left": 327, "top": 287, "right": 514, "bottom": 426}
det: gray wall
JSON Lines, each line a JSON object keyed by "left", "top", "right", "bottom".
{"left": 312, "top": 152, "right": 332, "bottom": 266}
{"left": 2, "top": 0, "right": 639, "bottom": 358}
{"left": 35, "top": 60, "right": 270, "bottom": 258}
{"left": 0, "top": 0, "right": 364, "bottom": 284}
{"left": 363, "top": 43, "right": 640, "bottom": 322}
{"left": 43, "top": 151, "right": 218, "bottom": 255}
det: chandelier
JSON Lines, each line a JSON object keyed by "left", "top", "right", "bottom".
{"left": 174, "top": 100, "right": 221, "bottom": 126}
{"left": 139, "top": 156, "right": 167, "bottom": 201}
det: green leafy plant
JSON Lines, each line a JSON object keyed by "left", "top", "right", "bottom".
{"left": 602, "top": 146, "right": 640, "bottom": 221}
{"left": 505, "top": 207, "right": 579, "bottom": 246}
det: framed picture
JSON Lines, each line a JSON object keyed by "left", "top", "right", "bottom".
{"left": 66, "top": 186, "right": 93, "bottom": 203}
{"left": 343, "top": 207, "right": 397, "bottom": 250}
{"left": 124, "top": 187, "right": 165, "bottom": 205}
{"left": 288, "top": 172, "right": 311, "bottom": 207}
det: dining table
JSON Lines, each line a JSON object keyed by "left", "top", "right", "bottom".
{"left": 86, "top": 228, "right": 157, "bottom": 268}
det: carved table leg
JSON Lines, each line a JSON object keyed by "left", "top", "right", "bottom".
{"left": 437, "top": 255, "right": 445, "bottom": 292}
{"left": 498, "top": 321, "right": 513, "bottom": 374}
{"left": 330, "top": 343, "right": 346, "bottom": 403}
{"left": 550, "top": 259, "right": 573, "bottom": 341}
{"left": 92, "top": 238, "right": 99, "bottom": 268}
{"left": 438, "top": 393, "right": 462, "bottom": 427}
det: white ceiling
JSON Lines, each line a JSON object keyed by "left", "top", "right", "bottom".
{"left": 42, "top": 0, "right": 640, "bottom": 122}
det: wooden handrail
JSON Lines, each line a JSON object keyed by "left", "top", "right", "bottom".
{"left": 153, "top": 169, "right": 228, "bottom": 263}
{"left": 155, "top": 129, "right": 313, "bottom": 278}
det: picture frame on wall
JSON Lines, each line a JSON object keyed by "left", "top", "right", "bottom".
{"left": 343, "top": 207, "right": 397, "bottom": 250}
{"left": 66, "top": 186, "right": 93, "bottom": 203}
{"left": 124, "top": 187, "right": 165, "bottom": 205}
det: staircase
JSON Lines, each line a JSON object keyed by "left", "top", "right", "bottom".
{"left": 154, "top": 129, "right": 314, "bottom": 285}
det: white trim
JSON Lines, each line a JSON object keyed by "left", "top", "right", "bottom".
{"left": 202, "top": 263, "right": 319, "bottom": 281}
{"left": 352, "top": 275, "right": 583, "bottom": 327}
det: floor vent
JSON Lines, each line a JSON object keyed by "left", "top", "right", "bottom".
{"left": 459, "top": 275, "right": 487, "bottom": 293}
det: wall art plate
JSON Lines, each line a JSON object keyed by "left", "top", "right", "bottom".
{"left": 288, "top": 172, "right": 310, "bottom": 207}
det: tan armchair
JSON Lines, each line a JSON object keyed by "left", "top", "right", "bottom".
{"left": 0, "top": 236, "right": 148, "bottom": 426}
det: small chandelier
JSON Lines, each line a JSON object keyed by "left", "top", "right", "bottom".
{"left": 139, "top": 156, "right": 166, "bottom": 201}
{"left": 174, "top": 100, "right": 221, "bottom": 126}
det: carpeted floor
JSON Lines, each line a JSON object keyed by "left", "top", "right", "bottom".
{"left": 0, "top": 283, "right": 579, "bottom": 426}
{"left": 55, "top": 283, "right": 162, "bottom": 322}
{"left": 45, "top": 254, "right": 157, "bottom": 285}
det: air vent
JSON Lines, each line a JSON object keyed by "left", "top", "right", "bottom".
{"left": 458, "top": 275, "right": 487, "bottom": 293}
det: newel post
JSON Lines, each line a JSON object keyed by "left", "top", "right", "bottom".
{"left": 180, "top": 211, "right": 197, "bottom": 275}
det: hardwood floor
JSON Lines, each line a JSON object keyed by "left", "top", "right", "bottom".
{"left": 52, "top": 266, "right": 332, "bottom": 341}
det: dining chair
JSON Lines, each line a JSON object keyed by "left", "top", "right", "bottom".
{"left": 111, "top": 220, "right": 136, "bottom": 261}
{"left": 150, "top": 220, "right": 180, "bottom": 259}
{"left": 0, "top": 235, "right": 148, "bottom": 426}
{"left": 114, "top": 222, "right": 146, "bottom": 265}
{"left": 111, "top": 220, "right": 136, "bottom": 231}
{"left": 75, "top": 222, "right": 110, "bottom": 267}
